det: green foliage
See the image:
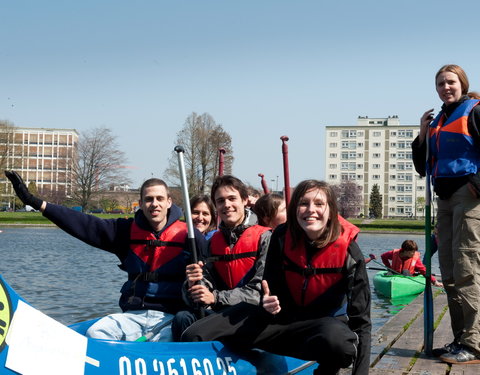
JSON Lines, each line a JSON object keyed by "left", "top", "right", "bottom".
{"left": 369, "top": 184, "right": 382, "bottom": 218}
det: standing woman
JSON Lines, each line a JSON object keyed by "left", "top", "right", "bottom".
{"left": 190, "top": 195, "right": 217, "bottom": 240}
{"left": 412, "top": 64, "right": 480, "bottom": 363}
{"left": 182, "top": 180, "right": 371, "bottom": 375}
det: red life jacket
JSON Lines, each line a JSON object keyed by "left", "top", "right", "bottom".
{"left": 283, "top": 216, "right": 359, "bottom": 306}
{"left": 391, "top": 248, "right": 420, "bottom": 275}
{"left": 209, "top": 225, "right": 270, "bottom": 289}
{"left": 129, "top": 220, "right": 187, "bottom": 272}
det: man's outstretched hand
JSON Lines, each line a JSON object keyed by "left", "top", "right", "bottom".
{"left": 4, "top": 170, "right": 43, "bottom": 210}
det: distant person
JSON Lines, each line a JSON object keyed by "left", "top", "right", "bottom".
{"left": 380, "top": 240, "right": 442, "bottom": 287}
{"left": 190, "top": 194, "right": 217, "bottom": 240}
{"left": 253, "top": 192, "right": 287, "bottom": 229}
{"left": 246, "top": 185, "right": 262, "bottom": 209}
{"left": 181, "top": 179, "right": 371, "bottom": 375}
{"left": 412, "top": 64, "right": 480, "bottom": 363}
{"left": 5, "top": 170, "right": 207, "bottom": 342}
{"left": 171, "top": 175, "right": 271, "bottom": 341}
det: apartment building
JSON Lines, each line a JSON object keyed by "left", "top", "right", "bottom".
{"left": 325, "top": 116, "right": 425, "bottom": 218}
{"left": 1, "top": 127, "right": 78, "bottom": 201}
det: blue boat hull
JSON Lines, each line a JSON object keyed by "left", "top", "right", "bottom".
{"left": 0, "top": 274, "right": 315, "bottom": 375}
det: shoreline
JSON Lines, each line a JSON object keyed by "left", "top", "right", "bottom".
{"left": 0, "top": 223, "right": 425, "bottom": 235}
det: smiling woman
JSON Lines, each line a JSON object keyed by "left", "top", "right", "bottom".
{"left": 181, "top": 179, "right": 371, "bottom": 375}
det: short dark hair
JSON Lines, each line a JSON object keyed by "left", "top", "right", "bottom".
{"left": 190, "top": 194, "right": 217, "bottom": 233}
{"left": 139, "top": 178, "right": 170, "bottom": 201}
{"left": 287, "top": 179, "right": 341, "bottom": 248}
{"left": 210, "top": 175, "right": 248, "bottom": 203}
{"left": 254, "top": 193, "right": 284, "bottom": 226}
{"left": 401, "top": 240, "right": 418, "bottom": 252}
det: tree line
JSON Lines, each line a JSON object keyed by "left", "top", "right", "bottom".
{"left": 2, "top": 116, "right": 423, "bottom": 217}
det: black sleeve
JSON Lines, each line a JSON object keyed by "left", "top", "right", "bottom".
{"left": 412, "top": 136, "right": 427, "bottom": 177}
{"left": 468, "top": 105, "right": 480, "bottom": 146}
{"left": 346, "top": 241, "right": 372, "bottom": 375}
{"left": 42, "top": 202, "right": 131, "bottom": 255}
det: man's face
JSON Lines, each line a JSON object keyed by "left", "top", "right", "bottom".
{"left": 399, "top": 250, "right": 415, "bottom": 260}
{"left": 139, "top": 185, "right": 172, "bottom": 232}
{"left": 214, "top": 185, "right": 247, "bottom": 228}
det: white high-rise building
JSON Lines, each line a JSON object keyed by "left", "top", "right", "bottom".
{"left": 325, "top": 116, "right": 425, "bottom": 218}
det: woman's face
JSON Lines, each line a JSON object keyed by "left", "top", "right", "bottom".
{"left": 436, "top": 71, "right": 463, "bottom": 105}
{"left": 191, "top": 201, "right": 212, "bottom": 234}
{"left": 296, "top": 188, "right": 330, "bottom": 240}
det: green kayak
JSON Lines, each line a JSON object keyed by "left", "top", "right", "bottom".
{"left": 373, "top": 271, "right": 426, "bottom": 299}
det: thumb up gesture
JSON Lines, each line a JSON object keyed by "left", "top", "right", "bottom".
{"left": 262, "top": 280, "right": 281, "bottom": 315}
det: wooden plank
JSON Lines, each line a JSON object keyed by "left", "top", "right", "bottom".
{"left": 373, "top": 292, "right": 447, "bottom": 372}
{"left": 370, "top": 293, "right": 425, "bottom": 365}
{"left": 409, "top": 293, "right": 449, "bottom": 374}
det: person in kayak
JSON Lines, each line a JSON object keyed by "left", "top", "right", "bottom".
{"left": 380, "top": 240, "right": 442, "bottom": 287}
{"left": 412, "top": 64, "right": 480, "bottom": 363}
{"left": 253, "top": 192, "right": 287, "bottom": 229}
{"left": 171, "top": 175, "right": 272, "bottom": 341}
{"left": 181, "top": 179, "right": 371, "bottom": 375}
{"left": 4, "top": 170, "right": 207, "bottom": 342}
{"left": 190, "top": 194, "right": 217, "bottom": 240}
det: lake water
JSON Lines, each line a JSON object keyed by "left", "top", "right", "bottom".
{"left": 0, "top": 226, "right": 440, "bottom": 330}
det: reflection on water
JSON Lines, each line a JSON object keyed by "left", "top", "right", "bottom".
{"left": 0, "top": 227, "right": 438, "bottom": 331}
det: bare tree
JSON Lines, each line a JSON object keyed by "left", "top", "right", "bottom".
{"left": 164, "top": 112, "right": 233, "bottom": 195}
{"left": 333, "top": 180, "right": 363, "bottom": 219}
{"left": 72, "top": 127, "right": 131, "bottom": 212}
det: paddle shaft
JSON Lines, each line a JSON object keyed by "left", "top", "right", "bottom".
{"left": 367, "top": 266, "right": 439, "bottom": 277}
{"left": 175, "top": 146, "right": 204, "bottom": 318}
{"left": 281, "top": 136, "right": 291, "bottom": 207}
{"left": 424, "top": 131, "right": 434, "bottom": 355}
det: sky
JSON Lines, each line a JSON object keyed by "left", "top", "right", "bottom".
{"left": 3, "top": 0, "right": 480, "bottom": 191}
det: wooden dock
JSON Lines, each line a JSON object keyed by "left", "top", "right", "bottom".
{"left": 341, "top": 290, "right": 480, "bottom": 374}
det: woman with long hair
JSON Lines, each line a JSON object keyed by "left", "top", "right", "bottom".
{"left": 182, "top": 180, "right": 371, "bottom": 375}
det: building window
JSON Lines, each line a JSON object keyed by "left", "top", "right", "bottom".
{"left": 341, "top": 130, "right": 357, "bottom": 138}
{"left": 329, "top": 153, "right": 337, "bottom": 158}
{"left": 373, "top": 153, "right": 381, "bottom": 158}
{"left": 390, "top": 142, "right": 396, "bottom": 147}
{"left": 357, "top": 164, "right": 363, "bottom": 169}
{"left": 329, "top": 174, "right": 337, "bottom": 180}
{"left": 329, "top": 164, "right": 337, "bottom": 169}
{"left": 390, "top": 131, "right": 397, "bottom": 136}
{"left": 373, "top": 142, "right": 381, "bottom": 147}
{"left": 373, "top": 164, "right": 381, "bottom": 169}
{"left": 330, "top": 131, "right": 338, "bottom": 137}
{"left": 373, "top": 175, "right": 380, "bottom": 180}
{"left": 357, "top": 131, "right": 364, "bottom": 136}
{"left": 329, "top": 142, "right": 337, "bottom": 147}
{"left": 373, "top": 131, "right": 381, "bottom": 136}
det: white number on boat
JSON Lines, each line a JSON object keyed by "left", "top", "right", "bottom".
{"left": 119, "top": 356, "right": 237, "bottom": 375}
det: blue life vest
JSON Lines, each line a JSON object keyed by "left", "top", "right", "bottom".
{"left": 429, "top": 99, "right": 480, "bottom": 179}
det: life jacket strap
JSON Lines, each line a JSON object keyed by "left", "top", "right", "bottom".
{"left": 283, "top": 256, "right": 344, "bottom": 277}
{"left": 206, "top": 251, "right": 258, "bottom": 263}
{"left": 130, "top": 239, "right": 185, "bottom": 248}
{"left": 128, "top": 272, "right": 184, "bottom": 282}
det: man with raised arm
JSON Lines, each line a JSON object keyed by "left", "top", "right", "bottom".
{"left": 5, "top": 170, "right": 206, "bottom": 341}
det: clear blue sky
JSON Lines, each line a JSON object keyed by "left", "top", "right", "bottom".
{"left": 3, "top": 0, "right": 480, "bottom": 191}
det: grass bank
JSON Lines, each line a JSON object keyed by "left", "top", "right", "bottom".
{"left": 349, "top": 218, "right": 425, "bottom": 233}
{"left": 0, "top": 212, "right": 426, "bottom": 232}
{"left": 0, "top": 211, "right": 133, "bottom": 225}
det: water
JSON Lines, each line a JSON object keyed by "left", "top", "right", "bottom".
{"left": 0, "top": 227, "right": 439, "bottom": 330}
